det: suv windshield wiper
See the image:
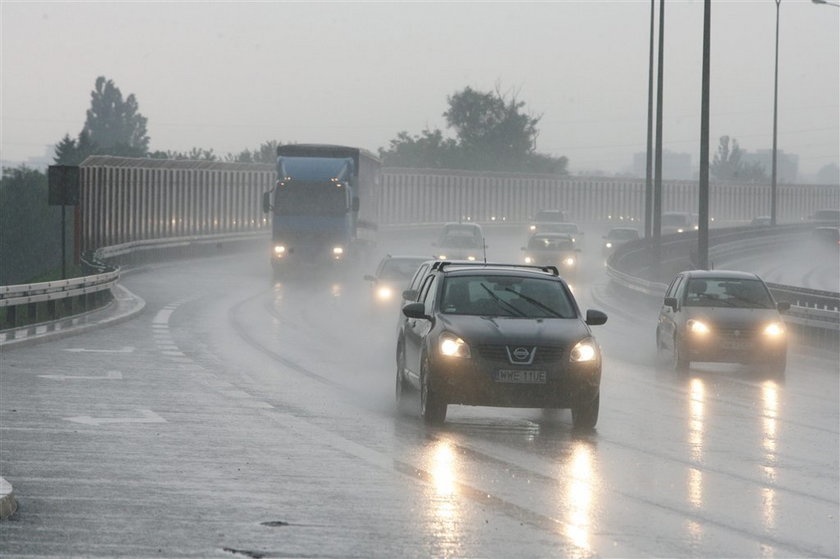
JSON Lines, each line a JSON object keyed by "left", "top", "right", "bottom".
{"left": 479, "top": 283, "right": 526, "bottom": 317}
{"left": 504, "top": 288, "right": 564, "bottom": 318}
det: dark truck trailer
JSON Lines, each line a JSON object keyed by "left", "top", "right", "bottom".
{"left": 262, "top": 144, "right": 381, "bottom": 275}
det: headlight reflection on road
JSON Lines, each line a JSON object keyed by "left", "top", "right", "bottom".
{"left": 426, "top": 440, "right": 461, "bottom": 555}
{"left": 563, "top": 442, "right": 595, "bottom": 554}
{"left": 761, "top": 381, "right": 780, "bottom": 531}
{"left": 688, "top": 378, "right": 705, "bottom": 510}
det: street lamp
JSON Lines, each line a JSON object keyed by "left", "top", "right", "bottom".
{"left": 770, "top": 0, "right": 781, "bottom": 226}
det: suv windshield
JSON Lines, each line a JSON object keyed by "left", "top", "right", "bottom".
{"left": 684, "top": 278, "right": 775, "bottom": 309}
{"left": 440, "top": 275, "right": 576, "bottom": 318}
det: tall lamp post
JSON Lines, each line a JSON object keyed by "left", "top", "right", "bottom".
{"left": 770, "top": 0, "right": 781, "bottom": 226}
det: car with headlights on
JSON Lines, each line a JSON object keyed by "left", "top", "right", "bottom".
{"left": 656, "top": 270, "right": 790, "bottom": 374}
{"left": 364, "top": 255, "right": 429, "bottom": 313}
{"left": 528, "top": 209, "right": 569, "bottom": 234}
{"left": 396, "top": 262, "right": 608, "bottom": 428}
{"left": 521, "top": 233, "right": 580, "bottom": 279}
{"left": 601, "top": 227, "right": 640, "bottom": 257}
{"left": 432, "top": 222, "right": 485, "bottom": 261}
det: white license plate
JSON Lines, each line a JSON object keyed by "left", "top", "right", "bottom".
{"left": 721, "top": 339, "right": 752, "bottom": 350}
{"left": 496, "top": 369, "right": 547, "bottom": 384}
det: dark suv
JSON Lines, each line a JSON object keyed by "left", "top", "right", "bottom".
{"left": 396, "top": 262, "right": 607, "bottom": 428}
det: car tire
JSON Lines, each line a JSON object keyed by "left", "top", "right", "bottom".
{"left": 420, "top": 355, "right": 447, "bottom": 425}
{"left": 572, "top": 392, "right": 599, "bottom": 430}
{"left": 673, "top": 335, "right": 689, "bottom": 372}
{"left": 395, "top": 345, "right": 413, "bottom": 414}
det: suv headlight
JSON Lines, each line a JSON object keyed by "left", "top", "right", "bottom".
{"left": 570, "top": 339, "right": 598, "bottom": 362}
{"left": 439, "top": 332, "right": 471, "bottom": 358}
{"left": 687, "top": 319, "right": 710, "bottom": 334}
{"left": 763, "top": 322, "right": 785, "bottom": 337}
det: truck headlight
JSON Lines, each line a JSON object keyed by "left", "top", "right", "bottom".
{"left": 605, "top": 242, "right": 613, "bottom": 248}
{"left": 570, "top": 340, "right": 598, "bottom": 362}
{"left": 530, "top": 225, "right": 536, "bottom": 231}
{"left": 763, "top": 322, "right": 785, "bottom": 337}
{"left": 563, "top": 257, "right": 576, "bottom": 266}
{"left": 332, "top": 246, "right": 344, "bottom": 255}
{"left": 687, "top": 319, "right": 710, "bottom": 334}
{"left": 274, "top": 245, "right": 286, "bottom": 257}
{"left": 439, "top": 332, "right": 471, "bottom": 358}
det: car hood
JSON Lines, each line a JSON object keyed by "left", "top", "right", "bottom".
{"left": 439, "top": 314, "right": 591, "bottom": 346}
{"left": 682, "top": 307, "right": 782, "bottom": 329}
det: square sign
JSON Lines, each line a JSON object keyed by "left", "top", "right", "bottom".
{"left": 48, "top": 165, "right": 80, "bottom": 206}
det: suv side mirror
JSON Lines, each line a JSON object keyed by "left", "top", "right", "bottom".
{"left": 402, "top": 302, "right": 428, "bottom": 320}
{"left": 777, "top": 301, "right": 791, "bottom": 313}
{"left": 585, "top": 309, "right": 608, "bottom": 326}
{"left": 664, "top": 297, "right": 678, "bottom": 311}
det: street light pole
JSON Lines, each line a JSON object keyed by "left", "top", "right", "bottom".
{"left": 645, "top": 0, "right": 655, "bottom": 239}
{"left": 771, "top": 0, "right": 780, "bottom": 226}
{"left": 698, "top": 0, "right": 711, "bottom": 269}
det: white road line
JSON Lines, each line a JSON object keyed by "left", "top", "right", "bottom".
{"left": 63, "top": 409, "right": 166, "bottom": 426}
{"left": 63, "top": 347, "right": 135, "bottom": 354}
{"left": 39, "top": 371, "right": 123, "bottom": 381}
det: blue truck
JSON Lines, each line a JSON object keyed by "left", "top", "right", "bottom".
{"left": 262, "top": 144, "right": 381, "bottom": 276}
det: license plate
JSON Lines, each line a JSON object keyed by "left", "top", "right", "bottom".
{"left": 496, "top": 369, "right": 547, "bottom": 384}
{"left": 721, "top": 339, "right": 752, "bottom": 350}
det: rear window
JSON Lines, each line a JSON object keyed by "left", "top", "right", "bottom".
{"left": 440, "top": 275, "right": 576, "bottom": 318}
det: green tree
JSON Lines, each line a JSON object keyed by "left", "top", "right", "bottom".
{"left": 54, "top": 76, "right": 149, "bottom": 164}
{"left": 83, "top": 76, "right": 149, "bottom": 157}
{"left": 225, "top": 140, "right": 282, "bottom": 164}
{"left": 710, "top": 136, "right": 767, "bottom": 182}
{"left": 0, "top": 166, "right": 68, "bottom": 284}
{"left": 379, "top": 85, "right": 567, "bottom": 174}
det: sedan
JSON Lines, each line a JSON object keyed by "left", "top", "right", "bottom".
{"left": 656, "top": 270, "right": 790, "bottom": 374}
{"left": 397, "top": 262, "right": 607, "bottom": 429}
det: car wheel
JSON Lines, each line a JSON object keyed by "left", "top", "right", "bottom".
{"left": 420, "top": 355, "right": 447, "bottom": 425}
{"left": 673, "top": 335, "right": 689, "bottom": 372}
{"left": 572, "top": 392, "right": 599, "bottom": 430}
{"left": 395, "top": 345, "right": 413, "bottom": 414}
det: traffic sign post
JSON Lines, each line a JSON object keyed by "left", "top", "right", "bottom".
{"left": 48, "top": 166, "right": 80, "bottom": 279}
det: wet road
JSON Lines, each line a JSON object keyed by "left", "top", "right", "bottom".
{"left": 1, "top": 226, "right": 838, "bottom": 557}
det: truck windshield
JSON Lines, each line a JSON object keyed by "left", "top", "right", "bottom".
{"left": 274, "top": 181, "right": 347, "bottom": 216}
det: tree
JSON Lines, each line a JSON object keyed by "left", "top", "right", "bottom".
{"left": 224, "top": 140, "right": 282, "bottom": 164}
{"left": 83, "top": 76, "right": 149, "bottom": 157}
{"left": 380, "top": 85, "right": 567, "bottom": 174}
{"left": 54, "top": 76, "right": 149, "bottom": 164}
{"left": 710, "top": 136, "right": 766, "bottom": 182}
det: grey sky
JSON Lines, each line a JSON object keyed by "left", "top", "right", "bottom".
{"left": 2, "top": 1, "right": 838, "bottom": 176}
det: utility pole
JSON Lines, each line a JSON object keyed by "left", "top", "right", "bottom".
{"left": 698, "top": 0, "right": 711, "bottom": 269}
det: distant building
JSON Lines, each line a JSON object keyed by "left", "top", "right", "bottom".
{"left": 741, "top": 149, "right": 798, "bottom": 184}
{"left": 632, "top": 150, "right": 692, "bottom": 180}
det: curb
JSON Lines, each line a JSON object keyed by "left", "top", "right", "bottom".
{"left": 0, "top": 284, "right": 146, "bottom": 350}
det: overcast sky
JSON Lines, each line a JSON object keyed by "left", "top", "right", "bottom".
{"left": 2, "top": 1, "right": 838, "bottom": 177}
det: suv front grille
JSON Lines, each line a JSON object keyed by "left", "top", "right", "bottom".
{"left": 477, "top": 345, "right": 565, "bottom": 364}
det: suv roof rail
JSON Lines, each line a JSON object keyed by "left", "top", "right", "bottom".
{"left": 436, "top": 261, "right": 559, "bottom": 276}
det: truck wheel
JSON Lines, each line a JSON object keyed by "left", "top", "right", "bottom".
{"left": 572, "top": 393, "right": 599, "bottom": 430}
{"left": 420, "top": 356, "right": 446, "bottom": 425}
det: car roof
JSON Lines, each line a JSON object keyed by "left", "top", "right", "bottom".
{"left": 606, "top": 227, "right": 638, "bottom": 233}
{"left": 681, "top": 269, "right": 762, "bottom": 280}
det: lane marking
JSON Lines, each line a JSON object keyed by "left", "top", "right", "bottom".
{"left": 63, "top": 409, "right": 166, "bottom": 426}
{"left": 40, "top": 371, "right": 123, "bottom": 381}
{"left": 63, "top": 347, "right": 135, "bottom": 354}
{"left": 153, "top": 309, "right": 174, "bottom": 325}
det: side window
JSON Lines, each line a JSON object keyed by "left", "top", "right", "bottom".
{"left": 665, "top": 276, "right": 683, "bottom": 299}
{"left": 405, "top": 263, "right": 429, "bottom": 300}
{"left": 417, "top": 275, "right": 435, "bottom": 305}
{"left": 674, "top": 277, "right": 688, "bottom": 303}
{"left": 423, "top": 276, "right": 440, "bottom": 315}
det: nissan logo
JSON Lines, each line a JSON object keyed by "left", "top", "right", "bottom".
{"left": 512, "top": 347, "right": 531, "bottom": 361}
